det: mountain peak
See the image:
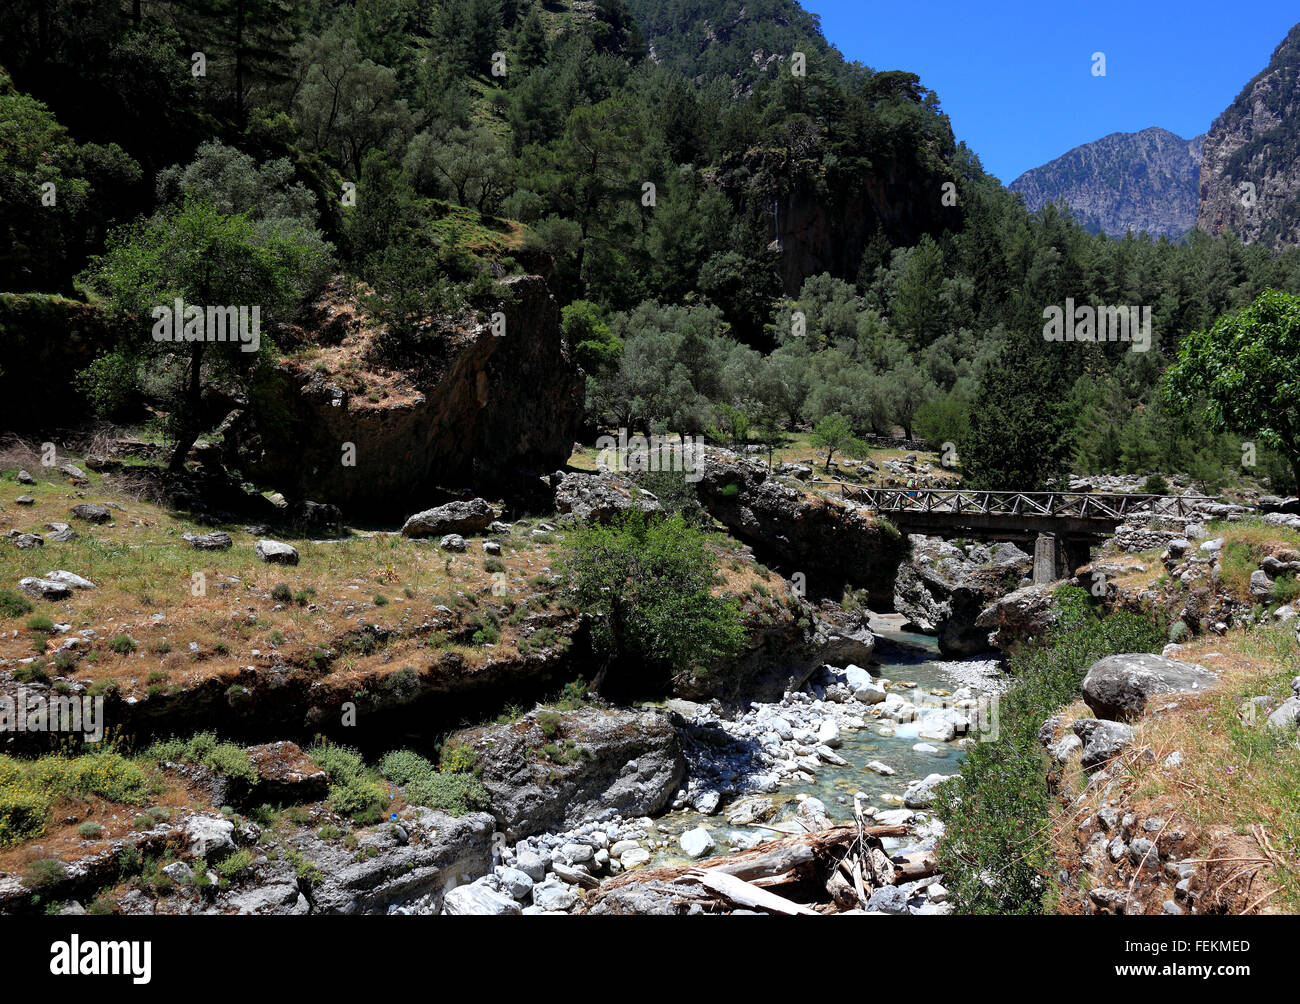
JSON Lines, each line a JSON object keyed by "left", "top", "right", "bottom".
{"left": 1009, "top": 128, "right": 1204, "bottom": 240}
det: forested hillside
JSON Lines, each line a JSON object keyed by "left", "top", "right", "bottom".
{"left": 3, "top": 0, "right": 1300, "bottom": 494}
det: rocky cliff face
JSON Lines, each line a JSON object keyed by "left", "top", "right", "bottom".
{"left": 695, "top": 454, "right": 908, "bottom": 603}
{"left": 1009, "top": 127, "right": 1204, "bottom": 239}
{"left": 1198, "top": 22, "right": 1300, "bottom": 248}
{"left": 227, "top": 274, "right": 584, "bottom": 517}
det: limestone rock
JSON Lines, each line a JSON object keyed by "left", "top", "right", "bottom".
{"left": 401, "top": 498, "right": 494, "bottom": 539}
{"left": 255, "top": 539, "right": 299, "bottom": 565}
{"left": 1082, "top": 653, "right": 1218, "bottom": 721}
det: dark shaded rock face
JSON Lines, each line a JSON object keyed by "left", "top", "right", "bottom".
{"left": 1082, "top": 654, "right": 1219, "bottom": 722}
{"left": 696, "top": 456, "right": 907, "bottom": 604}
{"left": 452, "top": 707, "right": 686, "bottom": 840}
{"left": 228, "top": 275, "right": 583, "bottom": 517}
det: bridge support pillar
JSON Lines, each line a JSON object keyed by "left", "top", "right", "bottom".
{"left": 1033, "top": 532, "right": 1070, "bottom": 585}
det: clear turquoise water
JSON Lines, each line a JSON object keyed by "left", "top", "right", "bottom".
{"left": 647, "top": 629, "right": 971, "bottom": 862}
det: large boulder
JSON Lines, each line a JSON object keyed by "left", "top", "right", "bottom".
{"left": 255, "top": 539, "right": 299, "bottom": 565}
{"left": 226, "top": 275, "right": 584, "bottom": 518}
{"left": 70, "top": 503, "right": 111, "bottom": 524}
{"left": 401, "top": 498, "right": 494, "bottom": 538}
{"left": 975, "top": 582, "right": 1060, "bottom": 651}
{"left": 1082, "top": 653, "right": 1218, "bottom": 722}
{"left": 17, "top": 576, "right": 72, "bottom": 600}
{"left": 451, "top": 707, "right": 686, "bottom": 839}
{"left": 442, "top": 878, "right": 523, "bottom": 916}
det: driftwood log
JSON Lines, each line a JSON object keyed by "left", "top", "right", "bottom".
{"left": 578, "top": 824, "right": 924, "bottom": 916}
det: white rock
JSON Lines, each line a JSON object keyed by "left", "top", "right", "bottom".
{"left": 680, "top": 827, "right": 716, "bottom": 859}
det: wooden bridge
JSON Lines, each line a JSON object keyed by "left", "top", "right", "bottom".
{"left": 837, "top": 486, "right": 1226, "bottom": 583}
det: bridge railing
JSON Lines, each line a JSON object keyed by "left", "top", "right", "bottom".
{"left": 835, "top": 486, "right": 1226, "bottom": 521}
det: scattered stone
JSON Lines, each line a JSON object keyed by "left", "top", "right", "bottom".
{"left": 443, "top": 880, "right": 522, "bottom": 916}
{"left": 183, "top": 532, "right": 233, "bottom": 550}
{"left": 1072, "top": 719, "right": 1135, "bottom": 770}
{"left": 69, "top": 503, "right": 111, "bottom": 524}
{"left": 12, "top": 533, "right": 43, "bottom": 549}
{"left": 1265, "top": 697, "right": 1300, "bottom": 731}
{"left": 255, "top": 539, "right": 299, "bottom": 565}
{"left": 680, "top": 827, "right": 716, "bottom": 859}
{"left": 497, "top": 867, "right": 535, "bottom": 902}
{"left": 532, "top": 879, "right": 578, "bottom": 912}
{"left": 182, "top": 814, "right": 237, "bottom": 860}
{"left": 903, "top": 773, "right": 952, "bottom": 809}
{"left": 438, "top": 534, "right": 467, "bottom": 552}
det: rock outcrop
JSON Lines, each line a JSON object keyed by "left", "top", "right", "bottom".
{"left": 975, "top": 582, "right": 1060, "bottom": 651}
{"left": 227, "top": 275, "right": 583, "bottom": 516}
{"left": 696, "top": 455, "right": 908, "bottom": 603}
{"left": 450, "top": 707, "right": 686, "bottom": 839}
{"left": 552, "top": 470, "right": 664, "bottom": 523}
{"left": 1198, "top": 22, "right": 1300, "bottom": 249}
{"left": 893, "top": 536, "right": 1033, "bottom": 655}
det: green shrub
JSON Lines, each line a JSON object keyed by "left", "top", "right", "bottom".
{"left": 13, "top": 662, "right": 49, "bottom": 684}
{"left": 0, "top": 785, "right": 51, "bottom": 847}
{"left": 377, "top": 749, "right": 436, "bottom": 786}
{"left": 1271, "top": 573, "right": 1300, "bottom": 605}
{"left": 1168, "top": 619, "right": 1190, "bottom": 644}
{"left": 558, "top": 511, "right": 747, "bottom": 691}
{"left": 23, "top": 858, "right": 67, "bottom": 889}
{"left": 31, "top": 752, "right": 151, "bottom": 804}
{"left": 328, "top": 775, "right": 386, "bottom": 823}
{"left": 26, "top": 615, "right": 54, "bottom": 633}
{"left": 307, "top": 742, "right": 366, "bottom": 784}
{"left": 1141, "top": 473, "right": 1170, "bottom": 495}
{"left": 404, "top": 773, "right": 489, "bottom": 817}
{"left": 438, "top": 743, "right": 478, "bottom": 775}
{"left": 536, "top": 709, "right": 562, "bottom": 738}
{"left": 271, "top": 583, "right": 293, "bottom": 603}
{"left": 216, "top": 848, "right": 255, "bottom": 880}
{"left": 145, "top": 732, "right": 255, "bottom": 783}
{"left": 934, "top": 586, "right": 1166, "bottom": 915}
{"left": 76, "top": 820, "right": 103, "bottom": 839}
{"left": 107, "top": 634, "right": 137, "bottom": 654}
{"left": 0, "top": 590, "right": 33, "bottom": 619}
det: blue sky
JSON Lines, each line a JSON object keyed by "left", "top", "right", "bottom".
{"left": 810, "top": 0, "right": 1299, "bottom": 183}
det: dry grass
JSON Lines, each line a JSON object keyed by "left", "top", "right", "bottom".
{"left": 2, "top": 451, "right": 789, "bottom": 700}
{"left": 1052, "top": 623, "right": 1300, "bottom": 912}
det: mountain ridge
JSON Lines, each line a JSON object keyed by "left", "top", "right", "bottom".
{"left": 1008, "top": 126, "right": 1204, "bottom": 240}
